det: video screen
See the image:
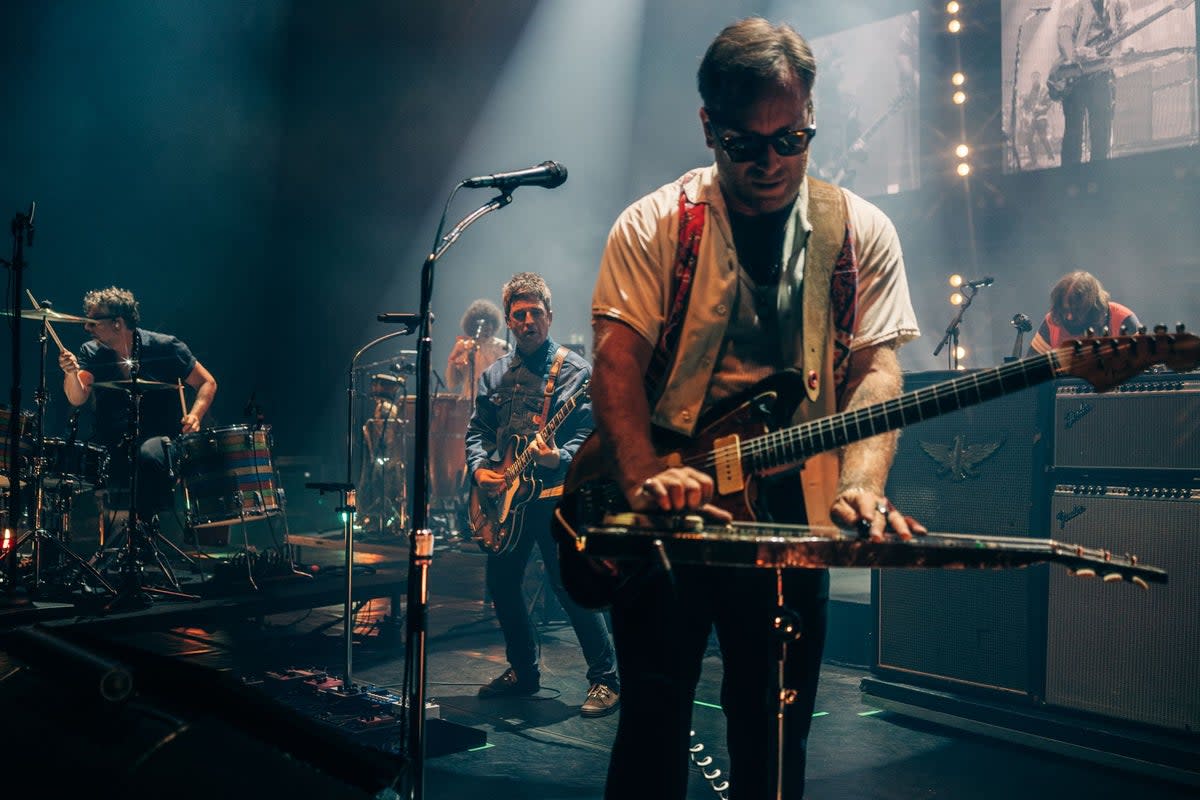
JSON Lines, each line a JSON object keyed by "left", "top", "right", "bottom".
{"left": 1002, "top": 0, "right": 1198, "bottom": 172}
{"left": 804, "top": 10, "right": 922, "bottom": 197}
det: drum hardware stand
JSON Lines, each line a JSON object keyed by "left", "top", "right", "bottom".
{"left": 1007, "top": 313, "right": 1032, "bottom": 362}
{"left": 2, "top": 202, "right": 35, "bottom": 604}
{"left": 0, "top": 294, "right": 115, "bottom": 599}
{"left": 102, "top": 327, "right": 199, "bottom": 612}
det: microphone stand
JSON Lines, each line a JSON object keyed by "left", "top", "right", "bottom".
{"left": 932, "top": 284, "right": 981, "bottom": 370}
{"left": 3, "top": 204, "right": 35, "bottom": 604}
{"left": 310, "top": 327, "right": 415, "bottom": 702}
{"left": 404, "top": 189, "right": 512, "bottom": 800}
{"left": 1008, "top": 313, "right": 1032, "bottom": 362}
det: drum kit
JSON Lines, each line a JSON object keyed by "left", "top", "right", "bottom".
{"left": 1, "top": 301, "right": 289, "bottom": 607}
{"left": 354, "top": 356, "right": 471, "bottom": 537}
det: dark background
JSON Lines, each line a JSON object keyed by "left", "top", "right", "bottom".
{"left": 4, "top": 1, "right": 1198, "bottom": 510}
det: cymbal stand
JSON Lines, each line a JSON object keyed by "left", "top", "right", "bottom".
{"left": 0, "top": 308, "right": 115, "bottom": 598}
{"left": 103, "top": 327, "right": 198, "bottom": 612}
{"left": 3, "top": 203, "right": 34, "bottom": 603}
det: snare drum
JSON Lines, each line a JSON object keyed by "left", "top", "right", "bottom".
{"left": 41, "top": 439, "right": 110, "bottom": 492}
{"left": 176, "top": 424, "right": 282, "bottom": 528}
{"left": 0, "top": 405, "right": 34, "bottom": 487}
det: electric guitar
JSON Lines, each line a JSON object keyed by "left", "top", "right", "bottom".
{"left": 553, "top": 328, "right": 1198, "bottom": 609}
{"left": 469, "top": 380, "right": 590, "bottom": 555}
{"left": 1047, "top": 0, "right": 1194, "bottom": 101}
{"left": 822, "top": 85, "right": 914, "bottom": 187}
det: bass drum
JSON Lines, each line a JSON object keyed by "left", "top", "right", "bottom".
{"left": 400, "top": 393, "right": 472, "bottom": 507}
{"left": 176, "top": 424, "right": 283, "bottom": 528}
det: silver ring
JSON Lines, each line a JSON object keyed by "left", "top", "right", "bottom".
{"left": 875, "top": 502, "right": 889, "bottom": 516}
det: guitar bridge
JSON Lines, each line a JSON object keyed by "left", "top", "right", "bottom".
{"left": 712, "top": 433, "right": 745, "bottom": 495}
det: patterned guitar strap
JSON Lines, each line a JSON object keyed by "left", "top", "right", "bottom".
{"left": 536, "top": 346, "right": 569, "bottom": 499}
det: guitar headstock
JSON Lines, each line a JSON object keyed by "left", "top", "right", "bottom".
{"left": 1054, "top": 325, "right": 1199, "bottom": 392}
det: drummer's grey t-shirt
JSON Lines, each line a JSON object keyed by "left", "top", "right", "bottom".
{"left": 79, "top": 329, "right": 197, "bottom": 449}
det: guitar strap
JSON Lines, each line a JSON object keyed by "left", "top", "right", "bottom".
{"left": 645, "top": 186, "right": 706, "bottom": 402}
{"left": 536, "top": 345, "right": 569, "bottom": 427}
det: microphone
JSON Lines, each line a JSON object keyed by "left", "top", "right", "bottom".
{"left": 473, "top": 318, "right": 487, "bottom": 340}
{"left": 462, "top": 161, "right": 568, "bottom": 190}
{"left": 963, "top": 276, "right": 995, "bottom": 289}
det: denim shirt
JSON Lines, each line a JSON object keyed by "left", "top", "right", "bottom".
{"left": 464, "top": 337, "right": 593, "bottom": 490}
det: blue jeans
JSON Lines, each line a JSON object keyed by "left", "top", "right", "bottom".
{"left": 485, "top": 497, "right": 619, "bottom": 689}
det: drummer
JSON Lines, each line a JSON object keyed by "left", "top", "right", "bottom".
{"left": 58, "top": 286, "right": 218, "bottom": 518}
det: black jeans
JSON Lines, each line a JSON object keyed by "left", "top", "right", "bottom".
{"left": 103, "top": 436, "right": 176, "bottom": 519}
{"left": 485, "top": 498, "right": 618, "bottom": 689}
{"left": 606, "top": 564, "right": 829, "bottom": 800}
{"left": 1061, "top": 71, "right": 1115, "bottom": 164}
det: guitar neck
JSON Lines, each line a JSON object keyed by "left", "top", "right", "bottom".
{"left": 1093, "top": 2, "right": 1189, "bottom": 53}
{"left": 745, "top": 353, "right": 1060, "bottom": 472}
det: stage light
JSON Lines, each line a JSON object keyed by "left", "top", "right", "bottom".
{"left": 957, "top": 162, "right": 972, "bottom": 176}
{"left": 948, "top": 19, "right": 962, "bottom": 33}
{"left": 953, "top": 90, "right": 967, "bottom": 104}
{"left": 949, "top": 274, "right": 964, "bottom": 287}
{"left": 955, "top": 144, "right": 970, "bottom": 158}
{"left": 955, "top": 345, "right": 967, "bottom": 361}
{"left": 951, "top": 72, "right": 966, "bottom": 86}
{"left": 946, "top": 1, "right": 961, "bottom": 13}
{"left": 950, "top": 292, "right": 964, "bottom": 305}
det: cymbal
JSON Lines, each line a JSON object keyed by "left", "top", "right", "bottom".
{"left": 0, "top": 307, "right": 92, "bottom": 324}
{"left": 91, "top": 379, "right": 179, "bottom": 391}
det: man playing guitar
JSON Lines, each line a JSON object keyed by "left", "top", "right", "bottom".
{"left": 1055, "top": 0, "right": 1129, "bottom": 164}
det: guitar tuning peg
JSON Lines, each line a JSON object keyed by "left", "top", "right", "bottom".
{"left": 1154, "top": 323, "right": 1168, "bottom": 334}
{"left": 702, "top": 766, "right": 722, "bottom": 780}
{"left": 689, "top": 742, "right": 705, "bottom": 753}
{"left": 1102, "top": 572, "right": 1123, "bottom": 583}
{"left": 695, "top": 755, "right": 713, "bottom": 767}
{"left": 1176, "top": 322, "right": 1186, "bottom": 333}
{"left": 1132, "top": 576, "right": 1149, "bottom": 591}
{"left": 1137, "top": 325, "right": 1147, "bottom": 334}
{"left": 1085, "top": 327, "right": 1096, "bottom": 337}
{"left": 1073, "top": 568, "right": 1097, "bottom": 579}
{"left": 1100, "top": 326, "right": 1110, "bottom": 336}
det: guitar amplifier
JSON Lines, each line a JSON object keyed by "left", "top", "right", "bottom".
{"left": 1053, "top": 374, "right": 1200, "bottom": 471}
{"left": 874, "top": 373, "right": 1052, "bottom": 695}
{"left": 1045, "top": 485, "right": 1200, "bottom": 731}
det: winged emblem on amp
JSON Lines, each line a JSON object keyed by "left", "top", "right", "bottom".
{"left": 919, "top": 434, "right": 1005, "bottom": 481}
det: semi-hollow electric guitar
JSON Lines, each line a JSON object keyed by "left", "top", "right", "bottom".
{"left": 469, "top": 380, "right": 590, "bottom": 555}
{"left": 1047, "top": 0, "right": 1194, "bottom": 101}
{"left": 553, "top": 328, "right": 1197, "bottom": 609}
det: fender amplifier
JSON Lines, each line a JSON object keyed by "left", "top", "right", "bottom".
{"left": 1053, "top": 374, "right": 1200, "bottom": 470}
{"left": 1045, "top": 485, "right": 1200, "bottom": 731}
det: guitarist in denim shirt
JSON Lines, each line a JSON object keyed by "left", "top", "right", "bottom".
{"left": 465, "top": 272, "right": 620, "bottom": 716}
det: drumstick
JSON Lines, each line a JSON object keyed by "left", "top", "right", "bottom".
{"left": 25, "top": 289, "right": 66, "bottom": 354}
{"left": 177, "top": 379, "right": 188, "bottom": 416}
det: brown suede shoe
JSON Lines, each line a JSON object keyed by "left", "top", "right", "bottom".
{"left": 580, "top": 683, "right": 620, "bottom": 717}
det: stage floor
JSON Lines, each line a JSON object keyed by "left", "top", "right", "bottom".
{"left": 1, "top": 522, "right": 1197, "bottom": 799}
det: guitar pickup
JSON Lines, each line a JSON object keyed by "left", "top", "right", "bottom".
{"left": 712, "top": 433, "right": 745, "bottom": 496}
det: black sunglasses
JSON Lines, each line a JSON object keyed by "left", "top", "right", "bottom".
{"left": 709, "top": 121, "right": 817, "bottom": 163}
